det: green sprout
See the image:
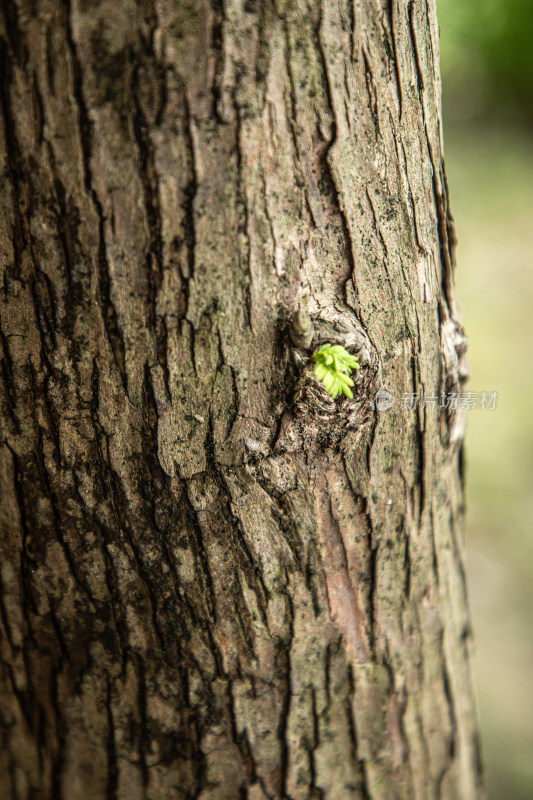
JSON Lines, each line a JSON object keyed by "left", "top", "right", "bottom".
{"left": 312, "top": 343, "right": 360, "bottom": 400}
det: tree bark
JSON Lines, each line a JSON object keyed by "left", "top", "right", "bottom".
{"left": 0, "top": 0, "right": 483, "bottom": 798}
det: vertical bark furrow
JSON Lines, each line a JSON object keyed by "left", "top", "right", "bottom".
{"left": 64, "top": 2, "right": 129, "bottom": 393}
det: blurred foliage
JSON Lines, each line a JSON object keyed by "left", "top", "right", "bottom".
{"left": 438, "top": 2, "right": 533, "bottom": 798}
{"left": 446, "top": 124, "right": 533, "bottom": 799}
{"left": 438, "top": 0, "right": 533, "bottom": 122}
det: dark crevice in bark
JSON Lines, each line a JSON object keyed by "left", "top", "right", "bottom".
{"left": 41, "top": 152, "right": 72, "bottom": 303}
{"left": 131, "top": 59, "right": 169, "bottom": 396}
{"left": 233, "top": 92, "right": 254, "bottom": 331}
{"left": 0, "top": 570, "right": 15, "bottom": 653}
{"left": 4, "top": 651, "right": 31, "bottom": 732}
{"left": 105, "top": 675, "right": 119, "bottom": 800}
{"left": 361, "top": 45, "right": 380, "bottom": 138}
{"left": 31, "top": 68, "right": 45, "bottom": 146}
{"left": 39, "top": 388, "right": 61, "bottom": 481}
{"left": 365, "top": 188, "right": 397, "bottom": 304}
{"left": 348, "top": 0, "right": 357, "bottom": 62}
{"left": 365, "top": 414, "right": 378, "bottom": 478}
{"left": 228, "top": 364, "right": 241, "bottom": 438}
{"left": 181, "top": 92, "right": 197, "bottom": 314}
{"left": 407, "top": 2, "right": 425, "bottom": 97}
{"left": 0, "top": 38, "right": 28, "bottom": 282}
{"left": 0, "top": 0, "right": 28, "bottom": 65}
{"left": 382, "top": 645, "right": 411, "bottom": 774}
{"left": 50, "top": 669, "right": 66, "bottom": 800}
{"left": 232, "top": 568, "right": 259, "bottom": 658}
{"left": 186, "top": 317, "right": 198, "bottom": 377}
{"left": 367, "top": 524, "right": 378, "bottom": 657}
{"left": 458, "top": 439, "right": 466, "bottom": 493}
{"left": 29, "top": 271, "right": 56, "bottom": 356}
{"left": 0, "top": 327, "right": 20, "bottom": 434}
{"left": 45, "top": 23, "right": 56, "bottom": 96}
{"left": 282, "top": 20, "right": 306, "bottom": 185}
{"left": 181, "top": 483, "right": 219, "bottom": 624}
{"left": 253, "top": 470, "right": 305, "bottom": 564}
{"left": 63, "top": 0, "right": 128, "bottom": 394}
{"left": 305, "top": 548, "right": 323, "bottom": 617}
{"left": 277, "top": 592, "right": 294, "bottom": 800}
{"left": 314, "top": 15, "right": 362, "bottom": 315}
{"left": 191, "top": 724, "right": 209, "bottom": 800}
{"left": 210, "top": 0, "right": 225, "bottom": 124}
{"left": 253, "top": 0, "right": 270, "bottom": 110}
{"left": 63, "top": 3, "right": 100, "bottom": 196}
{"left": 403, "top": 522, "right": 412, "bottom": 598}
{"left": 140, "top": 369, "right": 203, "bottom": 655}
{"left": 395, "top": 135, "right": 424, "bottom": 251}
{"left": 386, "top": 0, "right": 404, "bottom": 119}
{"left": 227, "top": 680, "right": 263, "bottom": 793}
{"left": 407, "top": 3, "right": 455, "bottom": 322}
{"left": 441, "top": 163, "right": 458, "bottom": 269}
{"left": 48, "top": 601, "right": 71, "bottom": 667}
{"left": 93, "top": 188, "right": 129, "bottom": 396}
{"left": 429, "top": 507, "right": 440, "bottom": 586}
{"left": 448, "top": 510, "right": 469, "bottom": 611}
{"left": 205, "top": 423, "right": 271, "bottom": 625}
{"left": 5, "top": 442, "right": 38, "bottom": 617}
{"left": 323, "top": 640, "right": 332, "bottom": 707}
{"left": 410, "top": 348, "right": 427, "bottom": 521}
{"left": 308, "top": 686, "right": 325, "bottom": 799}
{"left": 428, "top": 142, "right": 456, "bottom": 319}
{"left": 138, "top": 0, "right": 169, "bottom": 126}
{"left": 156, "top": 315, "right": 171, "bottom": 401}
{"left": 346, "top": 663, "right": 371, "bottom": 800}
{"left": 134, "top": 654, "right": 150, "bottom": 792}
{"left": 439, "top": 631, "right": 458, "bottom": 768}
{"left": 260, "top": 157, "right": 278, "bottom": 278}
{"left": 35, "top": 428, "right": 98, "bottom": 607}
{"left": 91, "top": 362, "right": 190, "bottom": 668}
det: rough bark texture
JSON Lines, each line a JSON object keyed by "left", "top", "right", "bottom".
{"left": 0, "top": 0, "right": 483, "bottom": 798}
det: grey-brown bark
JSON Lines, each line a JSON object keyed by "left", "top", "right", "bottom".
{"left": 0, "top": 0, "right": 483, "bottom": 798}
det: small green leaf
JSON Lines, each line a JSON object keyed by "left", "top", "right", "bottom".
{"left": 311, "top": 343, "right": 360, "bottom": 400}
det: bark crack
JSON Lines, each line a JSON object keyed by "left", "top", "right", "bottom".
{"left": 64, "top": 0, "right": 128, "bottom": 394}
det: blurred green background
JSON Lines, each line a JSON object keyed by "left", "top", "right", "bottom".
{"left": 438, "top": 1, "right": 533, "bottom": 797}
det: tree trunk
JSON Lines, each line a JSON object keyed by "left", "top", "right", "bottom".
{"left": 0, "top": 0, "right": 483, "bottom": 798}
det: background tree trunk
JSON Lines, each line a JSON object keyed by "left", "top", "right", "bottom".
{"left": 0, "top": 0, "right": 483, "bottom": 798}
